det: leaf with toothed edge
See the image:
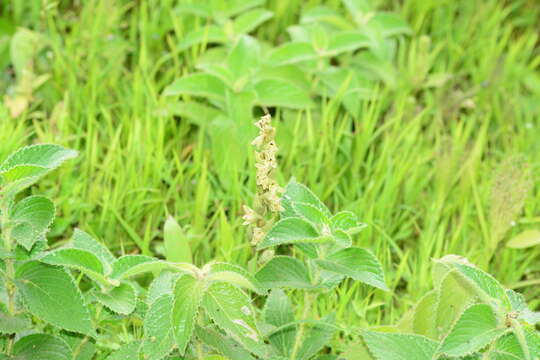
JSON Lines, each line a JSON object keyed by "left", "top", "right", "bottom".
{"left": 141, "top": 294, "right": 175, "bottom": 360}
{"left": 195, "top": 325, "right": 256, "bottom": 360}
{"left": 362, "top": 332, "right": 439, "bottom": 360}
{"left": 13, "top": 333, "right": 72, "bottom": 360}
{"left": 71, "top": 229, "right": 115, "bottom": 274}
{"left": 94, "top": 282, "right": 137, "bottom": 315}
{"left": 280, "top": 179, "right": 331, "bottom": 218}
{"left": 255, "top": 256, "right": 313, "bottom": 289}
{"left": 9, "top": 195, "right": 55, "bottom": 250}
{"left": 258, "top": 217, "right": 331, "bottom": 250}
{"left": 172, "top": 275, "right": 204, "bottom": 355}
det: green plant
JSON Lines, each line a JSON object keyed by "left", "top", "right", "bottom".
{"left": 343, "top": 255, "right": 540, "bottom": 359}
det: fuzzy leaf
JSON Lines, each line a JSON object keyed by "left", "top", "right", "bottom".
{"left": 15, "top": 261, "right": 94, "bottom": 336}
{"left": 210, "top": 262, "right": 263, "bottom": 294}
{"left": 292, "top": 202, "right": 329, "bottom": 225}
{"left": 13, "top": 334, "right": 72, "bottom": 360}
{"left": 94, "top": 282, "right": 137, "bottom": 315}
{"left": 281, "top": 180, "right": 331, "bottom": 218}
{"left": 0, "top": 311, "right": 31, "bottom": 334}
{"left": 195, "top": 326, "right": 255, "bottom": 360}
{"left": 163, "top": 73, "right": 227, "bottom": 100}
{"left": 439, "top": 304, "right": 507, "bottom": 357}
{"left": 60, "top": 333, "right": 96, "bottom": 360}
{"left": 296, "top": 315, "right": 336, "bottom": 360}
{"left": 111, "top": 255, "right": 190, "bottom": 280}
{"left": 315, "top": 247, "right": 388, "bottom": 291}
{"left": 164, "top": 217, "right": 192, "bottom": 264}
{"left": 146, "top": 271, "right": 177, "bottom": 306}
{"left": 362, "top": 332, "right": 438, "bottom": 360}
{"left": 256, "top": 256, "right": 313, "bottom": 289}
{"left": 258, "top": 217, "right": 329, "bottom": 250}
{"left": 10, "top": 196, "right": 55, "bottom": 250}
{"left": 105, "top": 341, "right": 141, "bottom": 360}
{"left": 172, "top": 275, "right": 204, "bottom": 355}
{"left": 141, "top": 294, "right": 175, "bottom": 360}
{"left": 264, "top": 289, "right": 296, "bottom": 357}
{"left": 202, "top": 282, "right": 266, "bottom": 357}
{"left": 506, "top": 289, "right": 540, "bottom": 325}
{"left": 413, "top": 291, "right": 438, "bottom": 339}
{"left": 71, "top": 229, "right": 115, "bottom": 273}
{"left": 330, "top": 211, "right": 365, "bottom": 235}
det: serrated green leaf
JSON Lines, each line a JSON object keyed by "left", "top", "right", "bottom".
{"left": 296, "top": 315, "right": 336, "bottom": 360}
{"left": 330, "top": 211, "right": 365, "bottom": 235}
{"left": 256, "top": 256, "right": 313, "bottom": 289}
{"left": 413, "top": 291, "right": 438, "bottom": 339}
{"left": 71, "top": 229, "right": 115, "bottom": 273}
{"left": 195, "top": 326, "right": 255, "bottom": 360}
{"left": 15, "top": 261, "right": 94, "bottom": 336}
{"left": 506, "top": 289, "right": 540, "bottom": 325}
{"left": 0, "top": 311, "right": 30, "bottom": 334}
{"left": 281, "top": 180, "right": 331, "bottom": 218}
{"left": 9, "top": 196, "right": 55, "bottom": 250}
{"left": 210, "top": 262, "right": 263, "bottom": 294}
{"left": 146, "top": 271, "right": 178, "bottom": 306}
{"left": 172, "top": 275, "right": 204, "bottom": 355}
{"left": 258, "top": 217, "right": 329, "bottom": 250}
{"left": 111, "top": 255, "right": 192, "bottom": 280}
{"left": 0, "top": 144, "right": 77, "bottom": 195}
{"left": 94, "top": 282, "right": 137, "bottom": 315}
{"left": 362, "top": 332, "right": 438, "bottom": 360}
{"left": 233, "top": 9, "right": 273, "bottom": 34}
{"left": 292, "top": 202, "right": 329, "bottom": 225}
{"left": 202, "top": 282, "right": 267, "bottom": 357}
{"left": 507, "top": 229, "right": 540, "bottom": 249}
{"left": 267, "top": 42, "right": 317, "bottom": 66}
{"left": 315, "top": 247, "right": 388, "bottom": 291}
{"left": 164, "top": 217, "right": 192, "bottom": 264}
{"left": 105, "top": 341, "right": 141, "bottom": 360}
{"left": 264, "top": 289, "right": 296, "bottom": 357}
{"left": 13, "top": 334, "right": 72, "bottom": 360}
{"left": 330, "top": 229, "right": 352, "bottom": 249}
{"left": 493, "top": 332, "right": 532, "bottom": 359}
{"left": 60, "top": 333, "right": 96, "bottom": 360}
{"left": 439, "top": 304, "right": 507, "bottom": 357}
{"left": 163, "top": 73, "right": 227, "bottom": 101}
{"left": 141, "top": 294, "right": 175, "bottom": 360}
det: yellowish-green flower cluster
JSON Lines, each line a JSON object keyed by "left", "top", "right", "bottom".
{"left": 243, "top": 114, "right": 283, "bottom": 246}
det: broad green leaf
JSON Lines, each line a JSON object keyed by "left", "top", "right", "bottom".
{"left": 111, "top": 255, "right": 193, "bottom": 279}
{"left": 163, "top": 73, "right": 227, "bottom": 101}
{"left": 292, "top": 202, "right": 329, "bottom": 225}
{"left": 506, "top": 289, "right": 540, "bottom": 325}
{"left": 0, "top": 311, "right": 30, "bottom": 334}
{"left": 362, "top": 332, "right": 438, "bottom": 360}
{"left": 71, "top": 229, "right": 115, "bottom": 273}
{"left": 177, "top": 26, "right": 226, "bottom": 50}
{"left": 172, "top": 275, "right": 204, "bottom": 355}
{"left": 413, "top": 291, "right": 438, "bottom": 339}
{"left": 94, "top": 282, "right": 137, "bottom": 315}
{"left": 258, "top": 217, "right": 329, "bottom": 250}
{"left": 0, "top": 144, "right": 77, "bottom": 194}
{"left": 436, "top": 270, "right": 477, "bottom": 337}
{"left": 233, "top": 9, "right": 273, "bottom": 34}
{"left": 163, "top": 217, "right": 192, "bottom": 264}
{"left": 228, "top": 35, "right": 261, "bottom": 83}
{"left": 15, "top": 261, "right": 94, "bottom": 336}
{"left": 507, "top": 229, "right": 540, "bottom": 249}
{"left": 210, "top": 262, "right": 263, "bottom": 294}
{"left": 296, "top": 315, "right": 336, "bottom": 360}
{"left": 325, "top": 31, "right": 370, "bottom": 56}
{"left": 267, "top": 42, "right": 317, "bottom": 66}
{"left": 264, "top": 289, "right": 296, "bottom": 357}
{"left": 340, "top": 342, "right": 374, "bottom": 360}
{"left": 13, "top": 334, "right": 71, "bottom": 360}
{"left": 146, "top": 271, "right": 177, "bottom": 306}
{"left": 281, "top": 180, "right": 331, "bottom": 218}
{"left": 141, "top": 294, "right": 175, "bottom": 360}
{"left": 254, "top": 79, "right": 313, "bottom": 109}
{"left": 105, "top": 341, "right": 141, "bottom": 360}
{"left": 493, "top": 332, "right": 535, "bottom": 360}
{"left": 330, "top": 211, "right": 365, "bottom": 235}
{"left": 255, "top": 256, "right": 313, "bottom": 289}
{"left": 439, "top": 304, "right": 507, "bottom": 357}
{"left": 202, "top": 282, "right": 266, "bottom": 357}
{"left": 10, "top": 196, "right": 54, "bottom": 250}
{"left": 330, "top": 229, "right": 352, "bottom": 249}
{"left": 195, "top": 326, "right": 255, "bottom": 360}
{"left": 60, "top": 333, "right": 96, "bottom": 360}
{"left": 315, "top": 247, "right": 388, "bottom": 291}
{"left": 40, "top": 248, "right": 110, "bottom": 287}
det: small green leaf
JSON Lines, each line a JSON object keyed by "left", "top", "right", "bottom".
{"left": 233, "top": 9, "right": 273, "bottom": 34}
{"left": 507, "top": 229, "right": 540, "bottom": 249}
{"left": 13, "top": 334, "right": 72, "bottom": 360}
{"left": 164, "top": 217, "right": 192, "bottom": 264}
{"left": 94, "top": 282, "right": 137, "bottom": 315}
{"left": 256, "top": 256, "right": 313, "bottom": 289}
{"left": 296, "top": 315, "right": 336, "bottom": 360}
{"left": 330, "top": 211, "right": 365, "bottom": 235}
{"left": 142, "top": 294, "right": 175, "bottom": 360}
{"left": 202, "top": 282, "right": 266, "bottom": 357}
{"left": 9, "top": 196, "right": 55, "bottom": 250}
{"left": 210, "top": 262, "right": 263, "bottom": 294}
{"left": 105, "top": 341, "right": 141, "bottom": 360}
{"left": 111, "top": 255, "right": 192, "bottom": 279}
{"left": 325, "top": 31, "right": 370, "bottom": 56}
{"left": 436, "top": 270, "right": 476, "bottom": 337}
{"left": 195, "top": 326, "right": 255, "bottom": 360}
{"left": 71, "top": 229, "right": 115, "bottom": 273}
{"left": 362, "top": 332, "right": 438, "bottom": 360}
{"left": 315, "top": 247, "right": 388, "bottom": 291}
{"left": 15, "top": 261, "right": 94, "bottom": 336}
{"left": 60, "top": 333, "right": 96, "bottom": 360}
{"left": 506, "top": 289, "right": 540, "bottom": 325}
{"left": 267, "top": 42, "right": 317, "bottom": 66}
{"left": 0, "top": 311, "right": 31, "bottom": 334}
{"left": 228, "top": 35, "right": 261, "bottom": 83}
{"left": 146, "top": 271, "right": 177, "bottom": 306}
{"left": 412, "top": 291, "right": 438, "bottom": 339}
{"left": 258, "top": 217, "right": 329, "bottom": 250}
{"left": 172, "top": 275, "right": 204, "bottom": 355}
{"left": 254, "top": 79, "right": 313, "bottom": 109}
{"left": 281, "top": 180, "right": 331, "bottom": 218}
{"left": 264, "top": 289, "right": 296, "bottom": 357}
{"left": 439, "top": 304, "right": 507, "bottom": 357}
{"left": 292, "top": 202, "right": 329, "bottom": 225}
{"left": 163, "top": 73, "right": 227, "bottom": 101}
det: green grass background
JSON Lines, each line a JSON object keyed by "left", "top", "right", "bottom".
{"left": 1, "top": 0, "right": 539, "bottom": 339}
